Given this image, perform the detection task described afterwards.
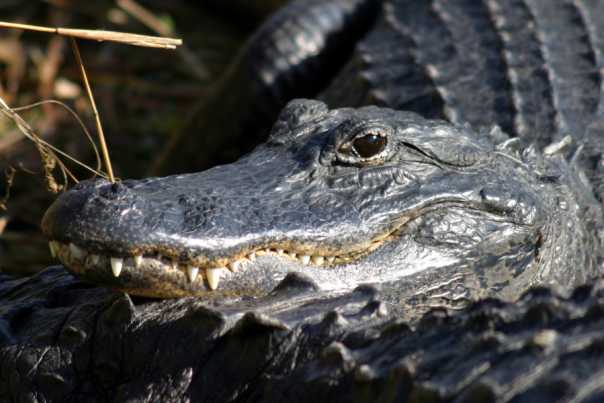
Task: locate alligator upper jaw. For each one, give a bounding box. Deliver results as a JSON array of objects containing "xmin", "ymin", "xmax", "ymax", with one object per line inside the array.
[
  {"xmin": 43, "ymin": 189, "xmax": 525, "ymax": 298},
  {"xmin": 40, "ymin": 159, "xmax": 416, "ymax": 297},
  {"xmin": 41, "ymin": 167, "xmax": 534, "ymax": 297},
  {"xmin": 45, "ymin": 210, "xmax": 407, "ymax": 297}
]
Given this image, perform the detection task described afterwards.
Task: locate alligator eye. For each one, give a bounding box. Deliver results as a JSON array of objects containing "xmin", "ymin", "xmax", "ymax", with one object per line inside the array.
[{"xmin": 352, "ymin": 133, "xmax": 387, "ymax": 158}]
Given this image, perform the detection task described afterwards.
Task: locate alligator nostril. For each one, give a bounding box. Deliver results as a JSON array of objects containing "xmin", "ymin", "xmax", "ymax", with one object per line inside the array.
[{"xmin": 97, "ymin": 182, "xmax": 131, "ymax": 200}]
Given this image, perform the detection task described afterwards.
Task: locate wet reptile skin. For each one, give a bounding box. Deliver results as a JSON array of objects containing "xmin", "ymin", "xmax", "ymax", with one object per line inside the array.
[
  {"xmin": 42, "ymin": 100, "xmax": 603, "ymax": 301},
  {"xmin": 4, "ymin": 0, "xmax": 604, "ymax": 401}
]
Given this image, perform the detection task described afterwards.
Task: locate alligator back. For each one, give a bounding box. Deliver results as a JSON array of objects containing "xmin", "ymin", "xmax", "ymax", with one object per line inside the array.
[{"xmin": 323, "ymin": 0, "xmax": 604, "ymax": 154}]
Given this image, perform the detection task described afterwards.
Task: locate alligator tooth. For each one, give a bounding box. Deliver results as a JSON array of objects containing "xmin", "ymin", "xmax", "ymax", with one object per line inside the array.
[
  {"xmin": 277, "ymin": 249, "xmax": 284, "ymax": 255},
  {"xmin": 69, "ymin": 243, "xmax": 87, "ymax": 260},
  {"xmin": 187, "ymin": 266, "xmax": 199, "ymax": 283},
  {"xmin": 110, "ymin": 258, "xmax": 123, "ymax": 277},
  {"xmin": 327, "ymin": 256, "xmax": 335, "ymax": 264},
  {"xmin": 48, "ymin": 242, "xmax": 57, "ymax": 258},
  {"xmin": 300, "ymin": 255, "xmax": 311, "ymax": 265},
  {"xmin": 133, "ymin": 254, "xmax": 143, "ymax": 268},
  {"xmin": 206, "ymin": 267, "xmax": 226, "ymax": 290},
  {"xmin": 248, "ymin": 252, "xmax": 256, "ymax": 261},
  {"xmin": 289, "ymin": 252, "xmax": 297, "ymax": 259},
  {"xmin": 89, "ymin": 254, "xmax": 100, "ymax": 265},
  {"xmin": 227, "ymin": 261, "xmax": 240, "ymax": 272},
  {"xmin": 170, "ymin": 260, "xmax": 178, "ymax": 270},
  {"xmin": 312, "ymin": 256, "xmax": 324, "ymax": 265}
]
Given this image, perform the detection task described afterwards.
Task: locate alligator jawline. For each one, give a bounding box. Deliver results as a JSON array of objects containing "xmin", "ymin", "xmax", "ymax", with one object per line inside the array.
[
  {"xmin": 48, "ymin": 201, "xmax": 515, "ymax": 295},
  {"xmin": 48, "ymin": 228, "xmax": 401, "ymax": 294}
]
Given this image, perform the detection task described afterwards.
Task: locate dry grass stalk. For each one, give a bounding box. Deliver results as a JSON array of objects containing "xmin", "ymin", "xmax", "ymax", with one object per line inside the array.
[
  {"xmin": 0, "ymin": 95, "xmax": 107, "ymax": 193},
  {"xmin": 0, "ymin": 21, "xmax": 182, "ymax": 49},
  {"xmin": 0, "ymin": 18, "xmax": 181, "ymax": 191},
  {"xmin": 0, "ymin": 95, "xmax": 68, "ymax": 193},
  {"xmin": 69, "ymin": 38, "xmax": 115, "ymax": 183}
]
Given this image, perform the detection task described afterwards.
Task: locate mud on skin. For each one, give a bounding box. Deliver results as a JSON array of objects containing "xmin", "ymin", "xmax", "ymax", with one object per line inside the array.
[{"xmin": 42, "ymin": 99, "xmax": 604, "ymax": 302}]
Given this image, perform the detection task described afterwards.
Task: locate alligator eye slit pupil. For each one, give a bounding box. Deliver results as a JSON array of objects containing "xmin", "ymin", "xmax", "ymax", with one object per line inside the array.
[{"xmin": 353, "ymin": 133, "xmax": 387, "ymax": 158}]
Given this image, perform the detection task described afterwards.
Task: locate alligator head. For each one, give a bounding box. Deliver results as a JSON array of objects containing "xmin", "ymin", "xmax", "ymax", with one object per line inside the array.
[{"xmin": 42, "ymin": 99, "xmax": 603, "ymax": 299}]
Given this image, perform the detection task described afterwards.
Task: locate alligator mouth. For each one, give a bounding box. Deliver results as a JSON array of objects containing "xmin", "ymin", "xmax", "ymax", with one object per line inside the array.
[
  {"xmin": 46, "ymin": 198, "xmax": 518, "ymax": 298},
  {"xmin": 47, "ymin": 226, "xmax": 400, "ymax": 297}
]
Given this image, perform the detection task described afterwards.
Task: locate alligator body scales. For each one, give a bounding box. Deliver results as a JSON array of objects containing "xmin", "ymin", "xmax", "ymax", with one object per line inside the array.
[
  {"xmin": 4, "ymin": 268, "xmax": 604, "ymax": 402},
  {"xmin": 3, "ymin": 0, "xmax": 604, "ymax": 401}
]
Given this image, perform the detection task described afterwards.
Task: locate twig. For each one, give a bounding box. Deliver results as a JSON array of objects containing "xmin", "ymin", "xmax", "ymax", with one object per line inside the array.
[
  {"xmin": 0, "ymin": 21, "xmax": 182, "ymax": 49},
  {"xmin": 0, "ymin": 95, "xmax": 109, "ymax": 191},
  {"xmin": 69, "ymin": 38, "xmax": 114, "ymax": 183},
  {"xmin": 0, "ymin": 96, "xmax": 105, "ymax": 177},
  {"xmin": 12, "ymin": 100, "xmax": 103, "ymax": 173}
]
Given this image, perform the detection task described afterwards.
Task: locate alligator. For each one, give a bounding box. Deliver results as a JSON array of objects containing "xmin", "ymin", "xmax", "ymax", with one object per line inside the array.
[{"xmin": 3, "ymin": 0, "xmax": 604, "ymax": 401}]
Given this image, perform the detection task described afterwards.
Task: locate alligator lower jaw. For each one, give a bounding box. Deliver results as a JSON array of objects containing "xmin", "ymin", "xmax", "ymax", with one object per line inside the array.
[{"xmin": 48, "ymin": 237, "xmax": 389, "ymax": 296}]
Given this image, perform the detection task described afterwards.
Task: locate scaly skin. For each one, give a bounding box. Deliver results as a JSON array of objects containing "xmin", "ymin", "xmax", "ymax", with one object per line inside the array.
[
  {"xmin": 4, "ymin": 0, "xmax": 604, "ymax": 402},
  {"xmin": 42, "ymin": 100, "xmax": 603, "ymax": 300},
  {"xmin": 3, "ymin": 267, "xmax": 604, "ymax": 402}
]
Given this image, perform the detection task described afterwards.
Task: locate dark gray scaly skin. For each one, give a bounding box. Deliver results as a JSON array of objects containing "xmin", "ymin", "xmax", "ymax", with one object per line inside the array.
[
  {"xmin": 42, "ymin": 99, "xmax": 603, "ymax": 302},
  {"xmin": 4, "ymin": 0, "xmax": 604, "ymax": 401},
  {"xmin": 4, "ymin": 267, "xmax": 604, "ymax": 402}
]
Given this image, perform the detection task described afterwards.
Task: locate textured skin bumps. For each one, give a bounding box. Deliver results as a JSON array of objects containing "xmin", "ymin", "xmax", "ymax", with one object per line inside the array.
[
  {"xmin": 4, "ymin": 268, "xmax": 604, "ymax": 402},
  {"xmin": 320, "ymin": 0, "xmax": 604, "ymax": 201},
  {"xmin": 42, "ymin": 101, "xmax": 604, "ymax": 299},
  {"xmin": 4, "ymin": 0, "xmax": 604, "ymax": 402},
  {"xmin": 322, "ymin": 0, "xmax": 604, "ymax": 152}
]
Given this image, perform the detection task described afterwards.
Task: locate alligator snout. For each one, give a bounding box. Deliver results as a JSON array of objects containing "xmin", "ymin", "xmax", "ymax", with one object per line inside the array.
[{"xmin": 42, "ymin": 179, "xmax": 150, "ymax": 253}]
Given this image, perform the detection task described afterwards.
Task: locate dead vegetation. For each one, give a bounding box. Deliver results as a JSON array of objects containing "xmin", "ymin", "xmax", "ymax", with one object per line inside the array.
[
  {"xmin": 1, "ymin": 15, "xmax": 186, "ymax": 187},
  {"xmin": 0, "ymin": 0, "xmax": 247, "ymax": 275}
]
